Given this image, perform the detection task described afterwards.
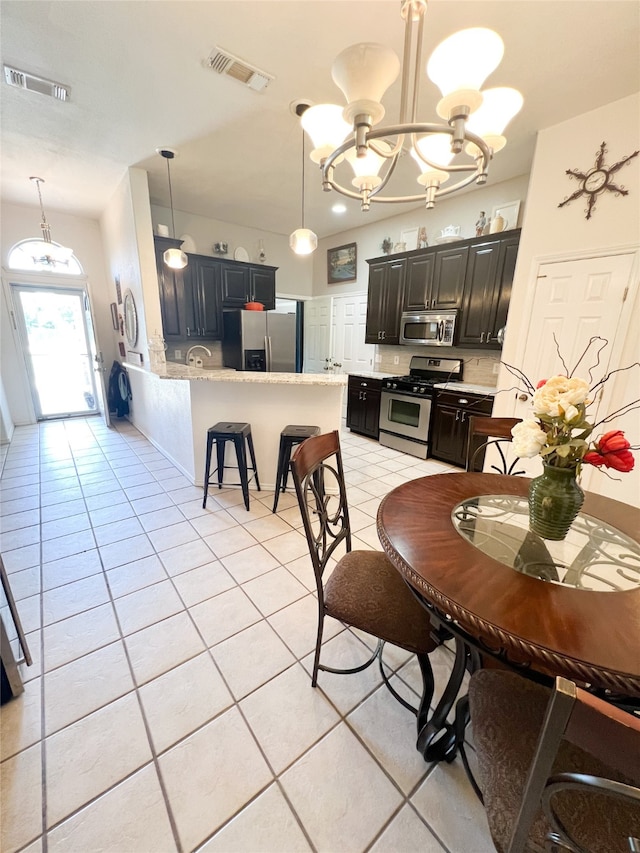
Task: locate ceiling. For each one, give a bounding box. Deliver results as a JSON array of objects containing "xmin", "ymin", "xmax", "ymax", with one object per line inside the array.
[{"xmin": 1, "ymin": 1, "xmax": 639, "ymax": 240}]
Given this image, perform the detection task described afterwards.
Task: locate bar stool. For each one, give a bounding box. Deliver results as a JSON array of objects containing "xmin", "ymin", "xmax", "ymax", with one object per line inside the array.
[
  {"xmin": 272, "ymin": 424, "xmax": 320, "ymax": 513},
  {"xmin": 203, "ymin": 422, "xmax": 260, "ymax": 511}
]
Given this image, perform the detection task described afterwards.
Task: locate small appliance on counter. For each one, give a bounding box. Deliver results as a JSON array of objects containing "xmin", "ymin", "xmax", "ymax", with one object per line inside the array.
[
  {"xmin": 379, "ymin": 356, "xmax": 463, "ymax": 458},
  {"xmin": 222, "ymin": 309, "xmax": 297, "ymax": 372}
]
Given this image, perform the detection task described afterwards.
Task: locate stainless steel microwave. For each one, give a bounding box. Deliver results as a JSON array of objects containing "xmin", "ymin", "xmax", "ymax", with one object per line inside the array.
[{"xmin": 399, "ymin": 311, "xmax": 457, "ymax": 347}]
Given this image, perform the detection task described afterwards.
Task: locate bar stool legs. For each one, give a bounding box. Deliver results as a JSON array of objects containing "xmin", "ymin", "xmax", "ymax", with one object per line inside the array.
[
  {"xmin": 203, "ymin": 422, "xmax": 260, "ymax": 511},
  {"xmin": 272, "ymin": 425, "xmax": 320, "ymax": 513}
]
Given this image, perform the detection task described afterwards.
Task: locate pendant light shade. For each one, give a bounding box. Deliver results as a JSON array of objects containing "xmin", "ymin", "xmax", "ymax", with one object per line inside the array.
[
  {"xmin": 157, "ymin": 148, "xmax": 188, "ymax": 271},
  {"xmin": 289, "ymin": 118, "xmax": 317, "ymax": 256}
]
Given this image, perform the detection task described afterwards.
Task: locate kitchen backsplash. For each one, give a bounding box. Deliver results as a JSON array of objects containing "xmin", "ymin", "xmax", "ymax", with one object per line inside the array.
[{"xmin": 376, "ymin": 345, "xmax": 500, "ymax": 386}]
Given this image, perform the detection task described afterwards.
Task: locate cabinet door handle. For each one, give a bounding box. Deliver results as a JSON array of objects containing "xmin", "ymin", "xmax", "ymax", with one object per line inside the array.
[
  {"xmin": 186, "ymin": 327, "xmax": 191, "ymax": 337},
  {"xmin": 455, "ymin": 410, "xmax": 460, "ymax": 421},
  {"xmin": 486, "ymin": 332, "xmax": 492, "ymax": 343},
  {"xmin": 480, "ymin": 332, "xmax": 485, "ymax": 343},
  {"xmin": 363, "ymin": 392, "xmax": 367, "ymax": 401},
  {"xmin": 381, "ymin": 330, "xmax": 386, "ymax": 340},
  {"xmin": 461, "ymin": 412, "xmax": 466, "ymax": 422}
]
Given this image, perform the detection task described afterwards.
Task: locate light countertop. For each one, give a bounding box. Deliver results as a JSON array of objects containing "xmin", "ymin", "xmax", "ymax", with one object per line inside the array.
[
  {"xmin": 348, "ymin": 371, "xmax": 396, "ymax": 380},
  {"xmin": 433, "ymin": 382, "xmax": 497, "ymax": 396},
  {"xmin": 126, "ymin": 361, "xmax": 347, "ymax": 386}
]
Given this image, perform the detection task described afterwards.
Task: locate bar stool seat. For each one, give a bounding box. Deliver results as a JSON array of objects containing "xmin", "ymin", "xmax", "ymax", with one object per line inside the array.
[
  {"xmin": 203, "ymin": 422, "xmax": 260, "ymax": 511},
  {"xmin": 272, "ymin": 424, "xmax": 320, "ymax": 513}
]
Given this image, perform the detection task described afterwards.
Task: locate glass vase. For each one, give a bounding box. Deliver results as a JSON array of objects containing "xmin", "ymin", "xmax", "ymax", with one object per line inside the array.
[{"xmin": 528, "ymin": 463, "xmax": 584, "ymax": 541}]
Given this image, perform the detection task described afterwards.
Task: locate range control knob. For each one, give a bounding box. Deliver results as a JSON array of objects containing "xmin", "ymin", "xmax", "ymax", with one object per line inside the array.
[
  {"xmin": 420, "ymin": 387, "xmax": 425, "ymax": 394},
  {"xmin": 412, "ymin": 385, "xmax": 419, "ymax": 393},
  {"xmin": 392, "ymin": 382, "xmax": 397, "ymax": 389}
]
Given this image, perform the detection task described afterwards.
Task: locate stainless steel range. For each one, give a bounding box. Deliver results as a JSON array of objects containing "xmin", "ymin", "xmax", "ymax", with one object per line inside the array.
[{"xmin": 379, "ymin": 356, "xmax": 463, "ymax": 459}]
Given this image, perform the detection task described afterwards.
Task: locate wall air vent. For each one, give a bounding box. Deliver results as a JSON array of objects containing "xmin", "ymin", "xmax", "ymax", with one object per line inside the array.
[
  {"xmin": 205, "ymin": 47, "xmax": 274, "ymax": 93},
  {"xmin": 3, "ymin": 65, "xmax": 69, "ymax": 101}
]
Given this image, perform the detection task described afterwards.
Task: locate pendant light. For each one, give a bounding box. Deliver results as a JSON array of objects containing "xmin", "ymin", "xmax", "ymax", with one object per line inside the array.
[
  {"xmin": 29, "ymin": 177, "xmax": 74, "ymax": 266},
  {"xmin": 157, "ymin": 148, "xmax": 188, "ymax": 270},
  {"xmin": 289, "ymin": 106, "xmax": 317, "ymax": 256}
]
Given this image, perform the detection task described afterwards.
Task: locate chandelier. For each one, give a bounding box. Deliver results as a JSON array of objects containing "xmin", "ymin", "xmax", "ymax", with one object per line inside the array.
[
  {"xmin": 29, "ymin": 177, "xmax": 74, "ymax": 266},
  {"xmin": 299, "ymin": 0, "xmax": 523, "ymax": 211}
]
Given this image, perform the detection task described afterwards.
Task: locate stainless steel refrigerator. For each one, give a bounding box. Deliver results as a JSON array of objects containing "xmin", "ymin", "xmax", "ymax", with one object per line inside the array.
[{"xmin": 222, "ymin": 310, "xmax": 298, "ymax": 372}]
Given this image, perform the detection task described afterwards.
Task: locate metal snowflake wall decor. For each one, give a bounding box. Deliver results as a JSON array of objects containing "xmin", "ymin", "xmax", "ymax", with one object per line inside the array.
[{"xmin": 558, "ymin": 141, "xmax": 639, "ymax": 220}]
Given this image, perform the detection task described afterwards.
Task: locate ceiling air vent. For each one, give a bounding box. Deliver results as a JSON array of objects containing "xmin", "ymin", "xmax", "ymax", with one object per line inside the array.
[
  {"xmin": 205, "ymin": 47, "xmax": 274, "ymax": 93},
  {"xmin": 3, "ymin": 65, "xmax": 69, "ymax": 101}
]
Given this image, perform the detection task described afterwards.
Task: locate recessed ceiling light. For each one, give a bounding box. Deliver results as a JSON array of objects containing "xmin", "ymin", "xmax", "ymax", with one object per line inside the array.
[{"xmin": 332, "ymin": 203, "xmax": 347, "ymax": 214}]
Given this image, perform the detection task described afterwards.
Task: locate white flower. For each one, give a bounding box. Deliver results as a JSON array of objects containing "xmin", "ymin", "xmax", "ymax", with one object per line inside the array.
[
  {"xmin": 532, "ymin": 376, "xmax": 590, "ymax": 419},
  {"xmin": 511, "ymin": 419, "xmax": 548, "ymax": 458}
]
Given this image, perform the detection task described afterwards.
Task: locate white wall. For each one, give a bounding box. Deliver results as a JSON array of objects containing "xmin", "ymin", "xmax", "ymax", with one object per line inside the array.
[
  {"xmin": 150, "ymin": 203, "xmax": 314, "ymax": 299},
  {"xmin": 496, "ymin": 92, "xmax": 640, "ymax": 505},
  {"xmin": 0, "ymin": 200, "xmax": 114, "ymax": 424},
  {"xmin": 311, "ymin": 174, "xmax": 530, "ymax": 298}
]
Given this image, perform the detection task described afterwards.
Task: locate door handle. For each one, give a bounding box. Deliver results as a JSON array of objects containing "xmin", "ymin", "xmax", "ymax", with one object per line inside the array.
[{"xmin": 518, "ymin": 393, "xmax": 529, "ymax": 402}]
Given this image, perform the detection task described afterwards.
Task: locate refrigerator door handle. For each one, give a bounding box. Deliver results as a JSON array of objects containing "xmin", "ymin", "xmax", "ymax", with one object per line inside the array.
[{"xmin": 265, "ymin": 335, "xmax": 271, "ymax": 371}]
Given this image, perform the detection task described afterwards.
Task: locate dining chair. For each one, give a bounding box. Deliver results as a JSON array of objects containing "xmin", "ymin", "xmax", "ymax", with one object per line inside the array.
[
  {"xmin": 289, "ymin": 430, "xmax": 438, "ymax": 722},
  {"xmin": 468, "ymin": 669, "xmax": 640, "ymax": 853},
  {"xmin": 466, "ymin": 415, "xmax": 525, "ymax": 474}
]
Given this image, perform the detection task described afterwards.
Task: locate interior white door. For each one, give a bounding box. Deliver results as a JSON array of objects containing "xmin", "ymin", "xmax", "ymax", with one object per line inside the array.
[
  {"xmin": 332, "ymin": 293, "xmax": 376, "ymax": 418},
  {"xmin": 332, "ymin": 293, "xmax": 375, "ymax": 376},
  {"xmin": 508, "ymin": 252, "xmax": 636, "ymax": 486},
  {"xmin": 303, "ymin": 296, "xmax": 333, "ymax": 374}
]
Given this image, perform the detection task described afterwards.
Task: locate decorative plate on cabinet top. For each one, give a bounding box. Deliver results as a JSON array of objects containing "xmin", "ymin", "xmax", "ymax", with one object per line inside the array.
[
  {"xmin": 234, "ymin": 246, "xmax": 250, "ymax": 262},
  {"xmin": 179, "ymin": 234, "xmax": 196, "ymax": 253}
]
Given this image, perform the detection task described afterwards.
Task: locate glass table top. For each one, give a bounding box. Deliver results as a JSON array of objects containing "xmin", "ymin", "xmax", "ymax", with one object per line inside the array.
[{"xmin": 452, "ymin": 494, "xmax": 640, "ymax": 592}]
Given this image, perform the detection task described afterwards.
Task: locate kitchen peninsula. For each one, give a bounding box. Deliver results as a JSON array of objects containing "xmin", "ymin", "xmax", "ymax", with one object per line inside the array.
[{"xmin": 124, "ymin": 363, "xmax": 347, "ymax": 492}]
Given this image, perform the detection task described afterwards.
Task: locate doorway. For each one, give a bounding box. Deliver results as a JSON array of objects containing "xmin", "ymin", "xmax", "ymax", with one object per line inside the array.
[{"xmin": 11, "ymin": 284, "xmax": 102, "ymax": 420}]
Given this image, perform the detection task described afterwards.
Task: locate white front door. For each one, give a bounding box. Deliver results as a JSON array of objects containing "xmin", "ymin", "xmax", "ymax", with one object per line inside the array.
[
  {"xmin": 303, "ymin": 296, "xmax": 333, "ymax": 374},
  {"xmin": 508, "ymin": 251, "xmax": 637, "ymax": 500}
]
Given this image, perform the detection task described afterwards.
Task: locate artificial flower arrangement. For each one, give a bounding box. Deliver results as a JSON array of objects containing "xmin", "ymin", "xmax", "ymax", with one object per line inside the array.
[{"xmin": 505, "ymin": 337, "xmax": 638, "ymax": 476}]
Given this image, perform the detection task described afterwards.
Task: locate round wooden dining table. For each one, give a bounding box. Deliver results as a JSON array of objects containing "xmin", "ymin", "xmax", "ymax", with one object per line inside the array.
[{"xmin": 377, "ymin": 472, "xmax": 640, "ymax": 699}]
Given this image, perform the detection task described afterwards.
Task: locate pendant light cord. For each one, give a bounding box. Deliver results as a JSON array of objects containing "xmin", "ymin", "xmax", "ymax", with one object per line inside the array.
[
  {"xmin": 166, "ymin": 157, "xmax": 177, "ymax": 239},
  {"xmin": 300, "ymin": 129, "xmax": 305, "ymax": 229},
  {"xmin": 33, "ymin": 178, "xmax": 52, "ymax": 242}
]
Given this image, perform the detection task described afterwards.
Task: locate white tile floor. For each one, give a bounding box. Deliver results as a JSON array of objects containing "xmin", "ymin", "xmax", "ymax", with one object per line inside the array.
[{"xmin": 0, "ymin": 417, "xmax": 496, "ymax": 853}]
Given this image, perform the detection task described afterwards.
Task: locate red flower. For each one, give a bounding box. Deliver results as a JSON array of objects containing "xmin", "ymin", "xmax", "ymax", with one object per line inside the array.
[
  {"xmin": 536, "ymin": 379, "xmax": 547, "ymax": 388},
  {"xmin": 584, "ymin": 430, "xmax": 635, "ymax": 472}
]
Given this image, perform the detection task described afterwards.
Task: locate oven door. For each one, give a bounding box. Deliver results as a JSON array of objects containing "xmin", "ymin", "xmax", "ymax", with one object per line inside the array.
[{"xmin": 379, "ymin": 390, "xmax": 432, "ymax": 443}]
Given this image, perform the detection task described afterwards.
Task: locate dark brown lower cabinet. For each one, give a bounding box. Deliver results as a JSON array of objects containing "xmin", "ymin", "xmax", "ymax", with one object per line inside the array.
[
  {"xmin": 430, "ymin": 391, "xmax": 494, "ymax": 468},
  {"xmin": 347, "ymin": 375, "xmax": 382, "ymax": 439}
]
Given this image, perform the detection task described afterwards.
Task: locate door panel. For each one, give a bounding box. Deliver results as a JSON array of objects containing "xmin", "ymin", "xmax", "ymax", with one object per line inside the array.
[
  {"xmin": 511, "ymin": 253, "xmax": 635, "ymax": 487},
  {"xmin": 303, "ymin": 297, "xmax": 333, "ymax": 374}
]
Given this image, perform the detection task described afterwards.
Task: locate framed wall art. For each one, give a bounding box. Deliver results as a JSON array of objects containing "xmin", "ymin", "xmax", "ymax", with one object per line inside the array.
[
  {"xmin": 327, "ymin": 243, "xmax": 357, "ymax": 284},
  {"xmin": 401, "ymin": 227, "xmax": 419, "ymax": 251},
  {"xmin": 491, "ymin": 200, "xmax": 521, "ymax": 231}
]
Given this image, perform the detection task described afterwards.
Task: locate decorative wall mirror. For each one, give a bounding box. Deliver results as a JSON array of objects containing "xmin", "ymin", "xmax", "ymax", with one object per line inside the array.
[{"xmin": 123, "ymin": 290, "xmax": 138, "ymax": 347}]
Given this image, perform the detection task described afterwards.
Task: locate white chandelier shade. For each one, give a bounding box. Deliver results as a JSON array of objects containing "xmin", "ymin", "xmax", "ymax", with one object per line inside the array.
[
  {"xmin": 331, "ymin": 42, "xmax": 400, "ymax": 125},
  {"xmin": 300, "ymin": 1, "xmax": 522, "ymax": 211},
  {"xmin": 465, "ymin": 87, "xmax": 524, "ymax": 154},
  {"xmin": 300, "ymin": 104, "xmax": 351, "ymax": 164},
  {"xmin": 426, "ymin": 27, "xmax": 504, "ymax": 118}
]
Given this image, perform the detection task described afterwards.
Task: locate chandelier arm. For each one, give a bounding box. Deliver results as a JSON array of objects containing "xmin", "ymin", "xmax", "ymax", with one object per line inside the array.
[
  {"xmin": 326, "ymin": 169, "xmax": 483, "ymax": 205},
  {"xmin": 369, "ymin": 152, "xmax": 403, "ymax": 197},
  {"xmin": 369, "ymin": 136, "xmax": 405, "ymax": 158}
]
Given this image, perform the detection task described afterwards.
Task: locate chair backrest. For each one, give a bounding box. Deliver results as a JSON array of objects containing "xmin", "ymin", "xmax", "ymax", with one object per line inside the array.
[
  {"xmin": 510, "ymin": 676, "xmax": 640, "ymax": 853},
  {"xmin": 466, "ymin": 415, "xmax": 525, "ymax": 474},
  {"xmin": 290, "ymin": 431, "xmax": 351, "ymax": 595}
]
